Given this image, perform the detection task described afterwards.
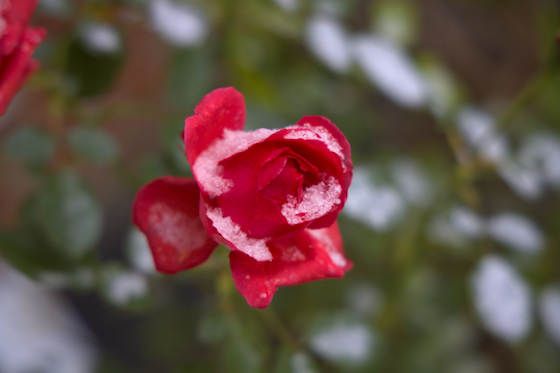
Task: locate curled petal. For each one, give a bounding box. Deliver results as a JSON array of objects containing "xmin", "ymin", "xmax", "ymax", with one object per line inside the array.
[
  {"xmin": 183, "ymin": 87, "xmax": 246, "ymax": 166},
  {"xmin": 133, "ymin": 176, "xmax": 217, "ymax": 274},
  {"xmin": 0, "ymin": 27, "xmax": 45, "ymax": 115},
  {"xmin": 0, "ymin": 0, "xmax": 40, "ymax": 55},
  {"xmin": 230, "ymin": 221, "xmax": 352, "ymax": 308}
]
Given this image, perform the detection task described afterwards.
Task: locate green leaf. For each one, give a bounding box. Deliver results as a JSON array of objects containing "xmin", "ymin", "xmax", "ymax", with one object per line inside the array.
[
  {"xmin": 167, "ymin": 47, "xmax": 213, "ymax": 109},
  {"xmin": 32, "ymin": 170, "xmax": 102, "ymax": 259},
  {"xmin": 65, "ymin": 34, "xmax": 124, "ymax": 97},
  {"xmin": 223, "ymin": 318, "xmax": 264, "ymax": 373},
  {"xmin": 67, "ymin": 127, "xmax": 119, "ymax": 163},
  {"xmin": 3, "ymin": 126, "xmax": 55, "ymax": 167},
  {"xmin": 0, "ymin": 227, "xmax": 69, "ymax": 276}
]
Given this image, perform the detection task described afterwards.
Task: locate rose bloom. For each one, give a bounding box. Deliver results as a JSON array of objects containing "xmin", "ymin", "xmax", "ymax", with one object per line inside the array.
[
  {"xmin": 0, "ymin": 0, "xmax": 45, "ymax": 115},
  {"xmin": 133, "ymin": 87, "xmax": 353, "ymax": 308}
]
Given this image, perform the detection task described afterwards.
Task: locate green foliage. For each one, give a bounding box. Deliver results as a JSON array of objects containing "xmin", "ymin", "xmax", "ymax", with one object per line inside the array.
[
  {"xmin": 3, "ymin": 126, "xmax": 55, "ymax": 168},
  {"xmin": 67, "ymin": 127, "xmax": 119, "ymax": 164},
  {"xmin": 31, "ymin": 170, "xmax": 102, "ymax": 259}
]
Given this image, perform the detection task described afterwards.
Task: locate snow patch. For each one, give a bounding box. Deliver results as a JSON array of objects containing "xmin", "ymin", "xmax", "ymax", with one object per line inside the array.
[
  {"xmin": 149, "ymin": 0, "xmax": 208, "ymax": 47},
  {"xmin": 281, "ymin": 175, "xmax": 342, "ymax": 225},
  {"xmin": 471, "ymin": 255, "xmax": 532, "ymax": 343},
  {"xmin": 193, "ymin": 128, "xmax": 277, "ymax": 198},
  {"xmin": 149, "ymin": 202, "xmax": 207, "ymax": 250},
  {"xmin": 206, "ymin": 207, "xmax": 272, "ymax": 261},
  {"xmin": 305, "ymin": 14, "xmax": 351, "ymax": 73}
]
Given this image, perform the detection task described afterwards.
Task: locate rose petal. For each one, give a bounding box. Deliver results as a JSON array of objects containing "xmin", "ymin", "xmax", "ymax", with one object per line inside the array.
[
  {"xmin": 0, "ymin": 0, "xmax": 40, "ymax": 56},
  {"xmin": 183, "ymin": 87, "xmax": 246, "ymax": 167},
  {"xmin": 230, "ymin": 221, "xmax": 352, "ymax": 308},
  {"xmin": 0, "ymin": 27, "xmax": 45, "ymax": 115},
  {"xmin": 133, "ymin": 176, "xmax": 217, "ymax": 274}
]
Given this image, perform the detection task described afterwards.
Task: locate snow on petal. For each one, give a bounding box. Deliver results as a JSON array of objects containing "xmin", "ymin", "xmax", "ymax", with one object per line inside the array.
[
  {"xmin": 305, "ymin": 14, "xmax": 351, "ymax": 73},
  {"xmin": 351, "ymin": 34, "xmax": 428, "ymax": 108},
  {"xmin": 193, "ymin": 128, "xmax": 277, "ymax": 198},
  {"xmin": 470, "ymin": 255, "xmax": 532, "ymax": 343},
  {"xmin": 149, "ymin": 0, "xmax": 207, "ymax": 47},
  {"xmin": 281, "ymin": 175, "xmax": 342, "ymax": 225},
  {"xmin": 206, "ymin": 206, "xmax": 272, "ymax": 261},
  {"xmin": 487, "ymin": 213, "xmax": 544, "ymax": 254}
]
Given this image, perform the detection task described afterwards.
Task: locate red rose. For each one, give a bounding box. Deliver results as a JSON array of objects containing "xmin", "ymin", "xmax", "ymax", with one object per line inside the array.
[
  {"xmin": 0, "ymin": 0, "xmax": 45, "ymax": 115},
  {"xmin": 133, "ymin": 87, "xmax": 353, "ymax": 308}
]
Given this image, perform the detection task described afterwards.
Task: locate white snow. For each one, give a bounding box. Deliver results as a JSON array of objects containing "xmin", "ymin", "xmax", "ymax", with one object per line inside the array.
[
  {"xmin": 192, "ymin": 128, "xmax": 276, "ymax": 198},
  {"xmin": 310, "ymin": 320, "xmax": 374, "ymax": 363},
  {"xmin": 305, "ymin": 14, "xmax": 351, "ymax": 73},
  {"xmin": 149, "ymin": 0, "xmax": 208, "ymax": 47},
  {"xmin": 351, "ymin": 35, "xmax": 428, "ymax": 108},
  {"xmin": 344, "ymin": 167, "xmax": 404, "ymax": 231},
  {"xmin": 539, "ymin": 286, "xmax": 560, "ymax": 347},
  {"xmin": 0, "ymin": 263, "xmax": 96, "ymax": 373},
  {"xmin": 281, "ymin": 175, "xmax": 342, "ymax": 225},
  {"xmin": 206, "ymin": 207, "xmax": 272, "ymax": 261},
  {"xmin": 470, "ymin": 255, "xmax": 532, "ymax": 343},
  {"xmin": 148, "ymin": 202, "xmax": 208, "ymax": 250},
  {"xmin": 487, "ymin": 213, "xmax": 544, "ymax": 254},
  {"xmin": 79, "ymin": 22, "xmax": 121, "ymax": 54}
]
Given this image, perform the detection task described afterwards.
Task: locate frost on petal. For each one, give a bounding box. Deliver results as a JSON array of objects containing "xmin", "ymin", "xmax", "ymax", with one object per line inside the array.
[
  {"xmin": 281, "ymin": 175, "xmax": 342, "ymax": 225},
  {"xmin": 305, "ymin": 14, "xmax": 351, "ymax": 73},
  {"xmin": 205, "ymin": 206, "xmax": 272, "ymax": 262},
  {"xmin": 539, "ymin": 286, "xmax": 560, "ymax": 347},
  {"xmin": 192, "ymin": 128, "xmax": 277, "ymax": 198},
  {"xmin": 184, "ymin": 87, "xmax": 247, "ymax": 166},
  {"xmin": 133, "ymin": 176, "xmax": 218, "ymax": 274},
  {"xmin": 487, "ymin": 213, "xmax": 544, "ymax": 254},
  {"xmin": 149, "ymin": 0, "xmax": 207, "ymax": 47},
  {"xmin": 343, "ymin": 167, "xmax": 404, "ymax": 231},
  {"xmin": 470, "ymin": 255, "xmax": 532, "ymax": 343},
  {"xmin": 351, "ymin": 35, "xmax": 427, "ymax": 108},
  {"xmin": 229, "ymin": 222, "xmax": 352, "ymax": 308}
]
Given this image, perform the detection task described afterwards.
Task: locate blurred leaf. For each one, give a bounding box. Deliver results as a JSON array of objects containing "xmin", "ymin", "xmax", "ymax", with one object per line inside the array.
[
  {"xmin": 0, "ymin": 227, "xmax": 69, "ymax": 276},
  {"xmin": 198, "ymin": 312, "xmax": 229, "ymax": 344},
  {"xmin": 223, "ymin": 318, "xmax": 264, "ymax": 373},
  {"xmin": 65, "ymin": 35, "xmax": 124, "ymax": 97},
  {"xmin": 274, "ymin": 348, "xmax": 319, "ymax": 373},
  {"xmin": 31, "ymin": 170, "xmax": 102, "ymax": 259},
  {"xmin": 167, "ymin": 47, "xmax": 213, "ymax": 109},
  {"xmin": 68, "ymin": 126, "xmax": 119, "ymax": 163},
  {"xmin": 3, "ymin": 126, "xmax": 55, "ymax": 167}
]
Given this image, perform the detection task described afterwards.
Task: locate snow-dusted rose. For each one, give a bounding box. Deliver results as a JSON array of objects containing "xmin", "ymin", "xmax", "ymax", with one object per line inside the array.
[
  {"xmin": 133, "ymin": 87, "xmax": 353, "ymax": 308},
  {"xmin": 0, "ymin": 0, "xmax": 45, "ymax": 115}
]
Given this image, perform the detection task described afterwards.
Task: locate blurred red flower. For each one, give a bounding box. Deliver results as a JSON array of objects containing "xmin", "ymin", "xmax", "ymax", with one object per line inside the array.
[
  {"xmin": 0, "ymin": 0, "xmax": 45, "ymax": 115},
  {"xmin": 133, "ymin": 87, "xmax": 353, "ymax": 308}
]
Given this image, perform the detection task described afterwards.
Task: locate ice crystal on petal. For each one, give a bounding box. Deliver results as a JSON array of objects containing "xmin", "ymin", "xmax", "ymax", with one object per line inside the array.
[
  {"xmin": 193, "ymin": 128, "xmax": 277, "ymax": 198},
  {"xmin": 148, "ymin": 203, "xmax": 207, "ymax": 250},
  {"xmin": 206, "ymin": 207, "xmax": 272, "ymax": 261},
  {"xmin": 285, "ymin": 123, "xmax": 345, "ymax": 165},
  {"xmin": 281, "ymin": 176, "xmax": 342, "ymax": 225}
]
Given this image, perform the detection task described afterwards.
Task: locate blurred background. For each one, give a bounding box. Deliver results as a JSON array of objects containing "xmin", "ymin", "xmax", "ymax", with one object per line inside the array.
[{"xmin": 1, "ymin": 0, "xmax": 560, "ymax": 372}]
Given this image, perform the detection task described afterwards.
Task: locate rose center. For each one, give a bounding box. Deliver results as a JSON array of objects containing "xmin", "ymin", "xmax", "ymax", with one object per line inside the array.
[{"xmin": 258, "ymin": 156, "xmax": 319, "ymax": 206}]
